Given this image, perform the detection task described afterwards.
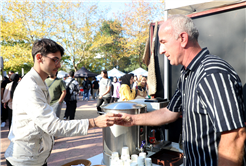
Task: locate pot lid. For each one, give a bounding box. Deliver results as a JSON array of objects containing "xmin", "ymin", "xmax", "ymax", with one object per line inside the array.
[{"xmin": 101, "ymin": 101, "xmax": 146, "ymax": 110}]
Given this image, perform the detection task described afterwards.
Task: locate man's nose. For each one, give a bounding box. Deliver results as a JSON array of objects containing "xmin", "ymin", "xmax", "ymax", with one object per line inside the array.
[{"xmin": 159, "ymin": 44, "xmax": 165, "ymax": 54}]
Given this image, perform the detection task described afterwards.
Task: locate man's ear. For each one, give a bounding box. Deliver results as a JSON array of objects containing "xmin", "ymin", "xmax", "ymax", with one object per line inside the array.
[
  {"xmin": 35, "ymin": 53, "xmax": 42, "ymax": 63},
  {"xmin": 179, "ymin": 32, "xmax": 188, "ymax": 48}
]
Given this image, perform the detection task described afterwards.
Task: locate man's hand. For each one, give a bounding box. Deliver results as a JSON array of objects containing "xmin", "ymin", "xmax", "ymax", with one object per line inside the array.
[
  {"xmin": 114, "ymin": 113, "xmax": 134, "ymax": 127},
  {"xmin": 89, "ymin": 113, "xmax": 122, "ymax": 129}
]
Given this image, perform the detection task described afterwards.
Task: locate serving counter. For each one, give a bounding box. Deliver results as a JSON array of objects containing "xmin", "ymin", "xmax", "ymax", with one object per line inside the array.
[{"xmin": 87, "ymin": 142, "xmax": 183, "ymax": 166}]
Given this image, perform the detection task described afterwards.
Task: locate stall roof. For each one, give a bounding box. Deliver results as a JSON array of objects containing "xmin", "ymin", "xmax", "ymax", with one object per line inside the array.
[{"xmin": 165, "ymin": 0, "xmax": 245, "ymax": 15}]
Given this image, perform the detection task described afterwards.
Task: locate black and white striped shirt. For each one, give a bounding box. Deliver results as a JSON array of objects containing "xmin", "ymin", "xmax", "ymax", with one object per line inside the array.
[{"xmin": 167, "ymin": 48, "xmax": 245, "ymax": 166}]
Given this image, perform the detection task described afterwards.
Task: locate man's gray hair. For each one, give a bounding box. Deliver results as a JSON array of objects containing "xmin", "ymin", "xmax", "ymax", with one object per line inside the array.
[{"xmin": 168, "ymin": 14, "xmax": 199, "ymax": 41}]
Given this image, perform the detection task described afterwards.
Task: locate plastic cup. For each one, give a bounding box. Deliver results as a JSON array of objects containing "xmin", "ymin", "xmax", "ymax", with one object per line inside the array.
[
  {"xmin": 121, "ymin": 147, "xmax": 130, "ymax": 156},
  {"xmin": 139, "ymin": 152, "xmax": 146, "ymax": 159},
  {"xmin": 117, "ymin": 159, "xmax": 124, "ymax": 166},
  {"xmin": 110, "ymin": 159, "xmax": 118, "ymax": 166},
  {"xmin": 145, "ymin": 157, "xmax": 152, "ymax": 166},
  {"xmin": 130, "ymin": 162, "xmax": 138, "ymax": 166},
  {"xmin": 131, "ymin": 154, "xmax": 138, "ymax": 162},
  {"xmin": 137, "ymin": 156, "xmax": 145, "ymax": 166},
  {"xmin": 121, "ymin": 154, "xmax": 130, "ymax": 161},
  {"xmin": 111, "ymin": 152, "xmax": 119, "ymax": 160},
  {"xmin": 124, "ymin": 159, "xmax": 132, "ymax": 166}
]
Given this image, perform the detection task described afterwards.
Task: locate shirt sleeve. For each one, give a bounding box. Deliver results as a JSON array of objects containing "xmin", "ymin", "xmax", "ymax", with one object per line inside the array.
[
  {"xmin": 198, "ymin": 72, "xmax": 245, "ymax": 132},
  {"xmin": 60, "ymin": 80, "xmax": 66, "ymax": 91},
  {"xmin": 107, "ymin": 79, "xmax": 111, "ymax": 87},
  {"xmin": 167, "ymin": 88, "xmax": 182, "ymax": 112},
  {"xmin": 2, "ymin": 83, "xmax": 11, "ymax": 103},
  {"xmin": 25, "ymin": 83, "xmax": 89, "ymax": 136}
]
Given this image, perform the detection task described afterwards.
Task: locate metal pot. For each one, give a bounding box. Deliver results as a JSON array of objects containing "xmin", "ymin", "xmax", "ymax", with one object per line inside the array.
[{"xmin": 101, "ymin": 101, "xmax": 147, "ymax": 166}]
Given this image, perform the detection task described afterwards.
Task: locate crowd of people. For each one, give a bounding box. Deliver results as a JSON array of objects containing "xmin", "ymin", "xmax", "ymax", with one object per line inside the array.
[{"xmin": 74, "ymin": 70, "xmax": 149, "ymax": 114}]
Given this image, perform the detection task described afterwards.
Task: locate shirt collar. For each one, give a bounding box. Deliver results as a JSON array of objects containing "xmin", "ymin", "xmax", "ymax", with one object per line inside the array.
[
  {"xmin": 181, "ymin": 48, "xmax": 210, "ymax": 74},
  {"xmin": 30, "ymin": 68, "xmax": 49, "ymax": 91}
]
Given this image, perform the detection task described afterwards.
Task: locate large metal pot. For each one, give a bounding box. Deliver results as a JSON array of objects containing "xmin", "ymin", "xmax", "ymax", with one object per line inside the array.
[{"xmin": 101, "ymin": 101, "xmax": 147, "ymax": 166}]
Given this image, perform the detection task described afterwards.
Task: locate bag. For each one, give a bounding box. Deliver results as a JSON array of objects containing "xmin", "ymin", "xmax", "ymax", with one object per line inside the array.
[
  {"xmin": 64, "ymin": 79, "xmax": 74, "ymax": 101},
  {"xmin": 87, "ymin": 83, "xmax": 91, "ymax": 90},
  {"xmin": 93, "ymin": 81, "xmax": 99, "ymax": 89},
  {"xmin": 83, "ymin": 80, "xmax": 88, "ymax": 90}
]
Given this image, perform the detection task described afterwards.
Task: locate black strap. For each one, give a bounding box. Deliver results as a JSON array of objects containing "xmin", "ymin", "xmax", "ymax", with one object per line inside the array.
[
  {"xmin": 67, "ymin": 79, "xmax": 74, "ymax": 87},
  {"xmin": 48, "ymin": 79, "xmax": 56, "ymax": 88}
]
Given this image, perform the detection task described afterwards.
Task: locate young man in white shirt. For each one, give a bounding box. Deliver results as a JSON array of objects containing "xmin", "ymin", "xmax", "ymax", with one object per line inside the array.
[{"xmin": 5, "ymin": 38, "xmax": 120, "ymax": 166}]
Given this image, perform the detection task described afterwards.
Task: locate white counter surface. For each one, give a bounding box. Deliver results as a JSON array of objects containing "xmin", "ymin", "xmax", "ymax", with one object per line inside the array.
[{"xmin": 87, "ymin": 142, "xmax": 183, "ymax": 166}]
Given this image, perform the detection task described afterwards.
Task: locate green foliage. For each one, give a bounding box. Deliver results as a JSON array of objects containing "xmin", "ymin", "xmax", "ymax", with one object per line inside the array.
[{"xmin": 1, "ymin": 0, "xmax": 164, "ymax": 74}]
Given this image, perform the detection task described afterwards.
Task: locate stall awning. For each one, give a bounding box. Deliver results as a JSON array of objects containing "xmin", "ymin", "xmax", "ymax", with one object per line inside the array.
[{"xmin": 165, "ymin": 0, "xmax": 244, "ymax": 15}]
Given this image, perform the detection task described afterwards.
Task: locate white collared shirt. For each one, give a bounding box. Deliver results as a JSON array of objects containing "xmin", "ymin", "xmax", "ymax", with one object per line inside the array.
[{"xmin": 5, "ymin": 68, "xmax": 89, "ymax": 166}]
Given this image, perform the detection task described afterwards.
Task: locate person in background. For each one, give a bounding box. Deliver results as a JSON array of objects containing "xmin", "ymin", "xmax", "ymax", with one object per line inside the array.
[
  {"xmin": 118, "ymin": 77, "xmax": 122, "ymax": 85},
  {"xmin": 63, "ymin": 71, "xmax": 79, "ymax": 120},
  {"xmin": 5, "ymin": 38, "xmax": 120, "ymax": 166},
  {"xmin": 138, "ymin": 75, "xmax": 143, "ymax": 84},
  {"xmin": 63, "ymin": 74, "xmax": 68, "ymax": 82},
  {"xmin": 116, "ymin": 14, "xmax": 246, "ymax": 166},
  {"xmin": 118, "ymin": 74, "xmax": 137, "ymax": 101},
  {"xmin": 82, "ymin": 77, "xmax": 90, "ymax": 101},
  {"xmin": 136, "ymin": 77, "xmax": 147, "ymax": 99},
  {"xmin": 111, "ymin": 77, "xmax": 121, "ymax": 102},
  {"xmin": 96, "ymin": 70, "xmax": 111, "ymax": 115},
  {"xmin": 1, "ymin": 71, "xmax": 15, "ymax": 128},
  {"xmin": 45, "ymin": 71, "xmax": 66, "ymax": 119},
  {"xmin": 2, "ymin": 74, "xmax": 20, "ymax": 130},
  {"xmin": 132, "ymin": 75, "xmax": 138, "ymax": 89},
  {"xmin": 92, "ymin": 77, "xmax": 99, "ymax": 100}
]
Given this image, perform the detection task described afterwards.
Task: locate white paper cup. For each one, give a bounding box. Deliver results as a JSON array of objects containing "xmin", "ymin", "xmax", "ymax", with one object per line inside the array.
[
  {"xmin": 121, "ymin": 154, "xmax": 130, "ymax": 161},
  {"xmin": 124, "ymin": 159, "xmax": 132, "ymax": 166},
  {"xmin": 130, "ymin": 162, "xmax": 138, "ymax": 166},
  {"xmin": 121, "ymin": 146, "xmax": 130, "ymax": 156},
  {"xmin": 145, "ymin": 157, "xmax": 152, "ymax": 166},
  {"xmin": 110, "ymin": 158, "xmax": 119, "ymax": 166},
  {"xmin": 111, "ymin": 152, "xmax": 119, "ymax": 160},
  {"xmin": 131, "ymin": 154, "xmax": 138, "ymax": 162},
  {"xmin": 137, "ymin": 156, "xmax": 145, "ymax": 166},
  {"xmin": 139, "ymin": 152, "xmax": 146, "ymax": 159},
  {"xmin": 117, "ymin": 159, "xmax": 124, "ymax": 166}
]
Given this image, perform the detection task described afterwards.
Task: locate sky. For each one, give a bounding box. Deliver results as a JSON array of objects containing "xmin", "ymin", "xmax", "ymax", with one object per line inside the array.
[
  {"xmin": 96, "ymin": 0, "xmax": 162, "ymax": 20},
  {"xmin": 99, "ymin": 1, "xmax": 130, "ymax": 18}
]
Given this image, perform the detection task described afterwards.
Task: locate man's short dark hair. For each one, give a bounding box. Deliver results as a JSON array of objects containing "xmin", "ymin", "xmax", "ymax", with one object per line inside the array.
[
  {"xmin": 9, "ymin": 71, "xmax": 15, "ymax": 74},
  {"xmin": 32, "ymin": 38, "xmax": 64, "ymax": 61},
  {"xmin": 102, "ymin": 70, "xmax": 107, "ymax": 74},
  {"xmin": 69, "ymin": 71, "xmax": 74, "ymax": 77}
]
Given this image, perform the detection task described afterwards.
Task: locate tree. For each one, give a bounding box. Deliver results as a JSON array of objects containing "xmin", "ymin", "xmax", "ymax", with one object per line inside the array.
[
  {"xmin": 1, "ymin": 1, "xmax": 113, "ymax": 74},
  {"xmin": 95, "ymin": 20, "xmax": 126, "ymax": 71},
  {"xmin": 115, "ymin": 0, "xmax": 164, "ymax": 72},
  {"xmin": 50, "ymin": 1, "xmax": 113, "ymax": 72},
  {"xmin": 1, "ymin": 1, "xmax": 56, "ymax": 73}
]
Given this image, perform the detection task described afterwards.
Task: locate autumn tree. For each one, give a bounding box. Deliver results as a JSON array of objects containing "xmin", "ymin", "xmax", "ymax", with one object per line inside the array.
[
  {"xmin": 115, "ymin": 0, "xmax": 164, "ymax": 72},
  {"xmin": 0, "ymin": 1, "xmax": 57, "ymax": 74},
  {"xmin": 94, "ymin": 19, "xmax": 127, "ymax": 71},
  {"xmin": 1, "ymin": 1, "xmax": 113, "ymax": 74},
  {"xmin": 50, "ymin": 1, "xmax": 114, "ymax": 72}
]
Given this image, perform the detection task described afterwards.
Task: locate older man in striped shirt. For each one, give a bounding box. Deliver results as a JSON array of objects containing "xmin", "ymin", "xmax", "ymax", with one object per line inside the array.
[{"xmin": 116, "ymin": 14, "xmax": 246, "ymax": 166}]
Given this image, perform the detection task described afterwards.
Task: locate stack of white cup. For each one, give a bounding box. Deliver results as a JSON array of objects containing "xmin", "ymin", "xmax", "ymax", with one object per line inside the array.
[
  {"xmin": 121, "ymin": 147, "xmax": 130, "ymax": 165},
  {"xmin": 110, "ymin": 152, "xmax": 119, "ymax": 165},
  {"xmin": 110, "ymin": 147, "xmax": 153, "ymax": 166},
  {"xmin": 145, "ymin": 158, "xmax": 152, "ymax": 166}
]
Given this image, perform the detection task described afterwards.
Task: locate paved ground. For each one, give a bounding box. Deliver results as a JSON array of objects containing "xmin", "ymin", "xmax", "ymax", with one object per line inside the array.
[{"xmin": 0, "ymin": 97, "xmax": 103, "ymax": 166}]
